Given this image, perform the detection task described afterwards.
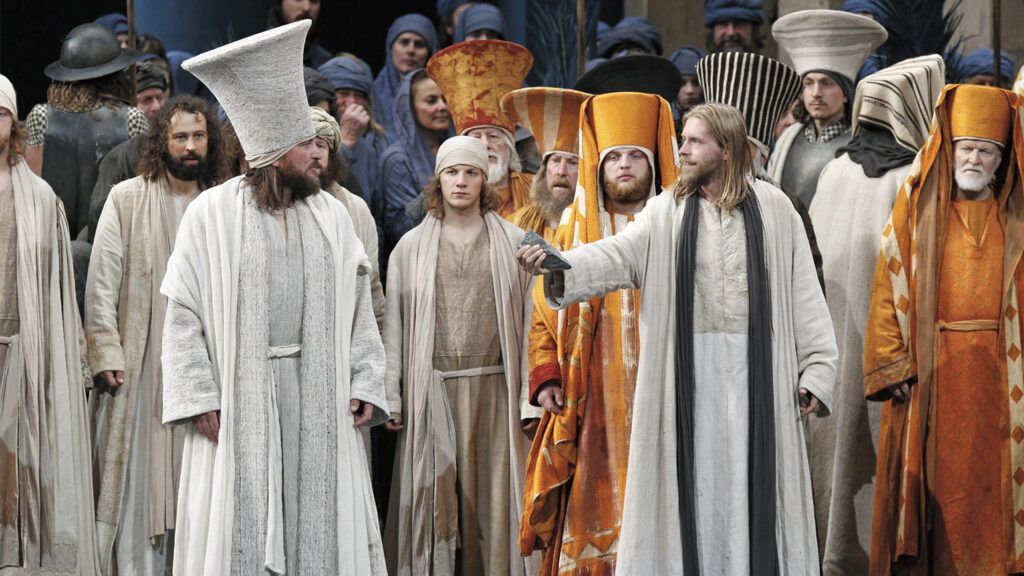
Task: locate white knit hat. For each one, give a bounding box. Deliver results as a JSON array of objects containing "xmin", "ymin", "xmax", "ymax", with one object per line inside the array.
[
  {"xmin": 0, "ymin": 74, "xmax": 16, "ymax": 117},
  {"xmin": 182, "ymin": 21, "xmax": 315, "ymax": 168},
  {"xmin": 772, "ymin": 10, "xmax": 887, "ymax": 82}
]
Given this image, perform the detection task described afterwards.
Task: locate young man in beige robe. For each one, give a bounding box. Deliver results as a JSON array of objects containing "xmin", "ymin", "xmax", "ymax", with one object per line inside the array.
[
  {"xmin": 0, "ymin": 74, "xmax": 100, "ymax": 575},
  {"xmin": 383, "ymin": 135, "xmax": 539, "ymax": 576},
  {"xmin": 85, "ymin": 95, "xmax": 228, "ymax": 575}
]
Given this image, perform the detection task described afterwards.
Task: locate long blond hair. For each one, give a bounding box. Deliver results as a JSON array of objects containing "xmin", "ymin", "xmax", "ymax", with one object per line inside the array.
[{"xmin": 674, "ymin": 103, "xmax": 753, "ymax": 210}]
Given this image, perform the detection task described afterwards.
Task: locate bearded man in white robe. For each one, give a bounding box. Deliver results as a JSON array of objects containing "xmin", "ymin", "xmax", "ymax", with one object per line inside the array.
[
  {"xmin": 0, "ymin": 73, "xmax": 100, "ymax": 575},
  {"xmin": 86, "ymin": 95, "xmax": 230, "ymax": 575},
  {"xmin": 518, "ymin": 102, "xmax": 837, "ymax": 575},
  {"xmin": 159, "ymin": 22, "xmax": 388, "ymax": 576}
]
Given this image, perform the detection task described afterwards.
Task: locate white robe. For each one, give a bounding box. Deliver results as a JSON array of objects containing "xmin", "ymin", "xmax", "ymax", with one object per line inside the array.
[
  {"xmin": 806, "ymin": 153, "xmax": 911, "ymax": 574},
  {"xmin": 159, "ymin": 177, "xmax": 387, "ymax": 575},
  {"xmin": 543, "ymin": 180, "xmax": 837, "ymax": 575}
]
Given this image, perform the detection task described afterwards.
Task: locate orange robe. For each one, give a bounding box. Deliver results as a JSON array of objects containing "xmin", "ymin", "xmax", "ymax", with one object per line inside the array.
[
  {"xmin": 497, "ymin": 171, "xmax": 534, "ymax": 219},
  {"xmin": 865, "ymin": 176, "xmax": 1024, "ymax": 574},
  {"xmin": 520, "ymin": 209, "xmax": 640, "ymax": 576}
]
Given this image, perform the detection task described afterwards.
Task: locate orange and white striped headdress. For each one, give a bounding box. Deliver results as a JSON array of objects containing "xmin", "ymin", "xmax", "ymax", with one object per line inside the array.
[{"xmin": 500, "ymin": 87, "xmax": 590, "ymax": 159}]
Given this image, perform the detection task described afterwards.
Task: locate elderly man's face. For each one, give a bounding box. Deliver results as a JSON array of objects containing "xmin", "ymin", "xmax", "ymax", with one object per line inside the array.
[
  {"xmin": 137, "ymin": 87, "xmax": 166, "ymax": 121},
  {"xmin": 466, "ymin": 127, "xmax": 510, "ymax": 167},
  {"xmin": 712, "ymin": 19, "xmax": 755, "ymax": 52},
  {"xmin": 954, "ymin": 138, "xmax": 1002, "ymax": 194},
  {"xmin": 281, "ymin": 0, "xmax": 321, "ymax": 24},
  {"xmin": 335, "ymin": 89, "xmax": 368, "ymax": 115},
  {"xmin": 545, "ymin": 152, "xmax": 579, "ymax": 202}
]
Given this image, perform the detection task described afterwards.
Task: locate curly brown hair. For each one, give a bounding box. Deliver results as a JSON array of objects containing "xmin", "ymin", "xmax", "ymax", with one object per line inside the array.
[
  {"xmin": 137, "ymin": 95, "xmax": 229, "ymax": 187},
  {"xmin": 47, "ymin": 70, "xmax": 133, "ymax": 113},
  {"xmin": 422, "ymin": 172, "xmax": 501, "ymax": 218},
  {"xmin": 5, "ymin": 115, "xmax": 27, "ymax": 167}
]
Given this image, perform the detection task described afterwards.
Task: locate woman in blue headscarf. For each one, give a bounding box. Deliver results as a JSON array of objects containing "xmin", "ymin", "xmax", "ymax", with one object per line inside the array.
[
  {"xmin": 374, "ymin": 14, "xmax": 438, "ymax": 139},
  {"xmin": 379, "ymin": 68, "xmax": 452, "ymax": 259},
  {"xmin": 453, "ymin": 3, "xmax": 506, "ymax": 42}
]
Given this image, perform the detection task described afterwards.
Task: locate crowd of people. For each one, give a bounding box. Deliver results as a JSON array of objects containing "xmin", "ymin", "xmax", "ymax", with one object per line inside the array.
[{"xmin": 1, "ymin": 0, "xmax": 1024, "ymax": 574}]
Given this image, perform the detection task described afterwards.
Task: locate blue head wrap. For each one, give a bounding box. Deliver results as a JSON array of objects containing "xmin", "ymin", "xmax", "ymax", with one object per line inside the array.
[
  {"xmin": 598, "ymin": 17, "xmax": 663, "ymax": 57},
  {"xmin": 437, "ymin": 0, "xmax": 473, "ymax": 20},
  {"xmin": 95, "ymin": 13, "xmax": 129, "ymax": 36},
  {"xmin": 585, "ymin": 58, "xmax": 608, "ymax": 73},
  {"xmin": 959, "ymin": 48, "xmax": 1017, "ymax": 85},
  {"xmin": 670, "ymin": 46, "xmax": 705, "ymax": 76},
  {"xmin": 376, "ymin": 14, "xmax": 438, "ymax": 138},
  {"xmin": 167, "ymin": 51, "xmax": 199, "ymax": 96},
  {"xmin": 319, "ymin": 56, "xmax": 374, "ymax": 96},
  {"xmin": 454, "ymin": 4, "xmax": 505, "ymax": 42},
  {"xmin": 597, "ymin": 21, "xmax": 611, "ymax": 42},
  {"xmin": 841, "ymin": 0, "xmax": 880, "ymax": 16},
  {"xmin": 703, "ymin": 0, "xmax": 764, "ymax": 27}
]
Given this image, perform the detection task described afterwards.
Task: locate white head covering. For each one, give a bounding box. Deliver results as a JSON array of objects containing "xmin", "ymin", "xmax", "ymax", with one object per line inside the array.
[
  {"xmin": 852, "ymin": 54, "xmax": 945, "ymax": 152},
  {"xmin": 0, "ymin": 74, "xmax": 16, "ymax": 117},
  {"xmin": 182, "ymin": 21, "xmax": 314, "ymax": 169},
  {"xmin": 772, "ymin": 10, "xmax": 887, "ymax": 82},
  {"xmin": 434, "ymin": 135, "xmax": 489, "ymax": 175}
]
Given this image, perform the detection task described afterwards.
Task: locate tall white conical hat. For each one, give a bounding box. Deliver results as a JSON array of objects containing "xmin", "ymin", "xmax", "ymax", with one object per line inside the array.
[
  {"xmin": 772, "ymin": 10, "xmax": 887, "ymax": 82},
  {"xmin": 183, "ymin": 21, "xmax": 314, "ymax": 168}
]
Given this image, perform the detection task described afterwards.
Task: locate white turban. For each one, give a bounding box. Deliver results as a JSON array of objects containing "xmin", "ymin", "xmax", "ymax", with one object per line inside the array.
[
  {"xmin": 434, "ymin": 135, "xmax": 489, "ymax": 175},
  {"xmin": 0, "ymin": 74, "xmax": 16, "ymax": 117}
]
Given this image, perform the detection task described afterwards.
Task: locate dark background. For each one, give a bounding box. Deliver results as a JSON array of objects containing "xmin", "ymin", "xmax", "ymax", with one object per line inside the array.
[{"xmin": 0, "ymin": 0, "xmax": 623, "ymax": 118}]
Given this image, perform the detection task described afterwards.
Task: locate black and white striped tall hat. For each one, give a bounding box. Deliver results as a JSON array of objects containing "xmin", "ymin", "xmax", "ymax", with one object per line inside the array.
[{"xmin": 696, "ymin": 52, "xmax": 801, "ymax": 148}]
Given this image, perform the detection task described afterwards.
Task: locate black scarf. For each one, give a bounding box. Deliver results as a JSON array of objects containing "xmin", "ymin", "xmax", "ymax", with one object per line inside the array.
[
  {"xmin": 836, "ymin": 124, "xmax": 917, "ymax": 178},
  {"xmin": 674, "ymin": 191, "xmax": 777, "ymax": 575}
]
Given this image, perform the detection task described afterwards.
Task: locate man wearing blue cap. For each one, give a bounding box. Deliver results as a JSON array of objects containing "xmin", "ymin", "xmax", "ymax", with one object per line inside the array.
[
  {"xmin": 704, "ymin": 0, "xmax": 763, "ymax": 53},
  {"xmin": 960, "ymin": 48, "xmax": 1017, "ymax": 88}
]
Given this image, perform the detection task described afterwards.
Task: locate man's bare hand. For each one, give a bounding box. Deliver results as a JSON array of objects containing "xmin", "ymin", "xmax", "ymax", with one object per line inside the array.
[
  {"xmin": 798, "ymin": 388, "xmax": 820, "ymax": 417},
  {"xmin": 195, "ymin": 410, "xmax": 220, "ymax": 444},
  {"xmin": 97, "ymin": 370, "xmax": 124, "ymax": 390},
  {"xmin": 515, "ymin": 245, "xmax": 551, "ymax": 276},
  {"xmin": 889, "ymin": 381, "xmax": 912, "ymax": 403},
  {"xmin": 537, "ymin": 382, "xmax": 565, "ymax": 415},
  {"xmin": 339, "ymin": 104, "xmax": 370, "ymax": 149},
  {"xmin": 350, "ymin": 399, "xmax": 374, "ymax": 427},
  {"xmin": 385, "ymin": 413, "xmax": 404, "ymax": 432}
]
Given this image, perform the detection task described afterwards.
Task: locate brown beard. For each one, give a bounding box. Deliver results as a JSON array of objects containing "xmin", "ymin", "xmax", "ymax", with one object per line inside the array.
[
  {"xmin": 603, "ymin": 171, "xmax": 652, "ymax": 204},
  {"xmin": 677, "ymin": 157, "xmax": 721, "ymax": 193},
  {"xmin": 529, "ymin": 164, "xmax": 575, "ymax": 224},
  {"xmin": 279, "ymin": 161, "xmax": 321, "ymax": 200}
]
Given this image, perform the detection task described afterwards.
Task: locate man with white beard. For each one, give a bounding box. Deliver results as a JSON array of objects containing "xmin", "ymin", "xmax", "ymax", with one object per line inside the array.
[
  {"xmin": 427, "ymin": 39, "xmax": 535, "ymax": 218},
  {"xmin": 865, "ymin": 84, "xmax": 1024, "ymax": 575}
]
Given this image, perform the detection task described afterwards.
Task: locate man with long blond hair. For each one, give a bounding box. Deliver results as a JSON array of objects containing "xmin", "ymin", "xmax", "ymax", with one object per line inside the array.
[
  {"xmin": 518, "ymin": 102, "xmax": 836, "ymax": 574},
  {"xmin": 0, "ymin": 73, "xmax": 100, "ymax": 574},
  {"xmin": 383, "ymin": 135, "xmax": 539, "ymax": 575}
]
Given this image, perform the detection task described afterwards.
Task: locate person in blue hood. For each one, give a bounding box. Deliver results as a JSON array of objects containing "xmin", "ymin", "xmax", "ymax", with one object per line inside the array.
[
  {"xmin": 959, "ymin": 48, "xmax": 1017, "ymax": 88},
  {"xmin": 597, "ymin": 16, "xmax": 663, "ymax": 57},
  {"xmin": 380, "ymin": 68, "xmax": 453, "ymax": 259},
  {"xmin": 374, "ymin": 14, "xmax": 438, "ymax": 139},
  {"xmin": 454, "ymin": 3, "xmax": 505, "ymax": 42},
  {"xmin": 94, "ymin": 12, "xmax": 130, "ymax": 48},
  {"xmin": 704, "ymin": 0, "xmax": 764, "ymax": 53},
  {"xmin": 318, "ymin": 55, "xmax": 389, "ymax": 229}
]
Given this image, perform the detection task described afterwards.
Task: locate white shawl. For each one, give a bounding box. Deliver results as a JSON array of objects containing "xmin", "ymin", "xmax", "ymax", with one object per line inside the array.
[
  {"xmin": 160, "ymin": 176, "xmax": 385, "ymax": 575},
  {"xmin": 544, "ymin": 180, "xmax": 837, "ymax": 575}
]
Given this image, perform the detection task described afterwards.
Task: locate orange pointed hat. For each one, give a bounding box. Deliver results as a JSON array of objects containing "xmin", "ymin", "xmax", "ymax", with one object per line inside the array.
[
  {"xmin": 948, "ymin": 84, "xmax": 1014, "ymax": 147},
  {"xmin": 427, "ymin": 39, "xmax": 533, "ymax": 135},
  {"xmin": 571, "ymin": 91, "xmax": 679, "ymax": 244},
  {"xmin": 500, "ymin": 87, "xmax": 590, "ymax": 158}
]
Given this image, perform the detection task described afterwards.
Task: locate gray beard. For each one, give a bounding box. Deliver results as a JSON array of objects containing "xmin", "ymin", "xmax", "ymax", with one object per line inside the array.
[
  {"xmin": 533, "ymin": 181, "xmax": 573, "ymax": 224},
  {"xmin": 488, "ymin": 159, "xmax": 508, "ymax": 186}
]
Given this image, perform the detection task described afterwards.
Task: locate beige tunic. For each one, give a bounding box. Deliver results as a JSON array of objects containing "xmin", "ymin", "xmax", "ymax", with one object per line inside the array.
[
  {"xmin": 434, "ymin": 229, "xmax": 510, "ymax": 576},
  {"xmin": 85, "ymin": 176, "xmax": 192, "ymax": 575}
]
